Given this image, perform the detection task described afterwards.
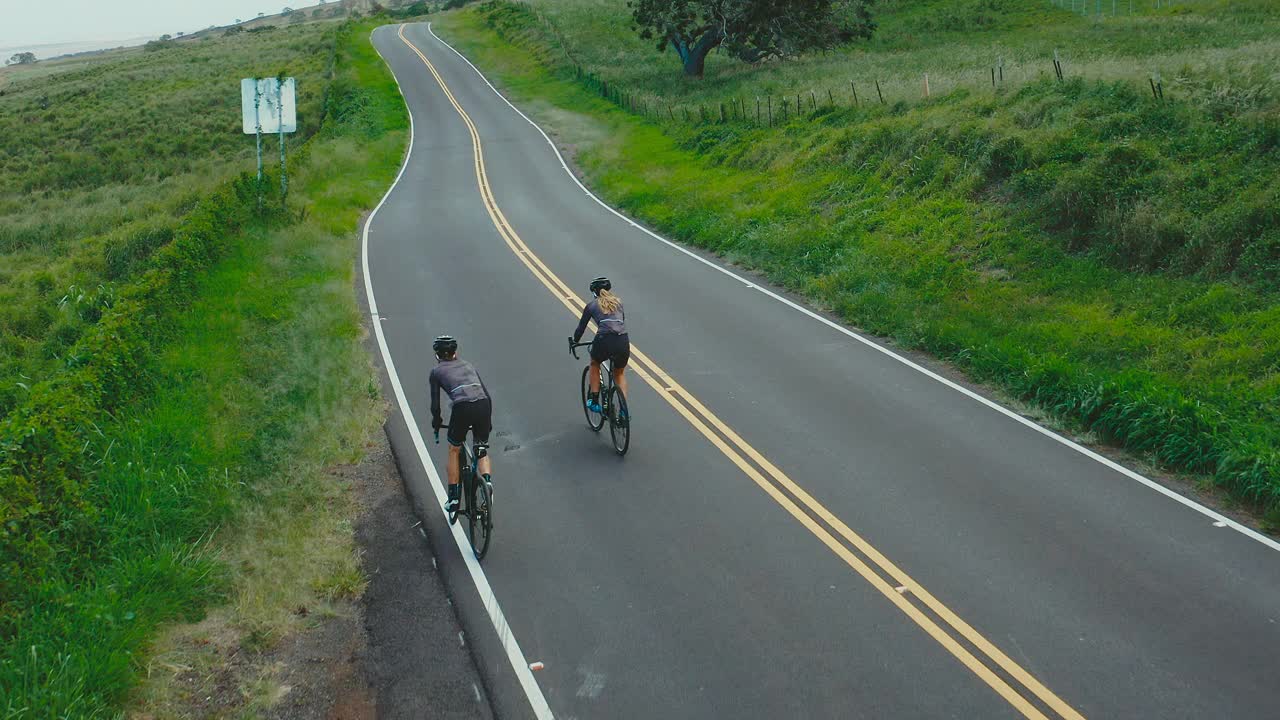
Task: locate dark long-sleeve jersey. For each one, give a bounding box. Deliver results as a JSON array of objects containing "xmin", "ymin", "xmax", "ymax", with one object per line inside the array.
[
  {"xmin": 429, "ymin": 359, "xmax": 489, "ymax": 424},
  {"xmin": 573, "ymin": 298, "xmax": 626, "ymax": 342}
]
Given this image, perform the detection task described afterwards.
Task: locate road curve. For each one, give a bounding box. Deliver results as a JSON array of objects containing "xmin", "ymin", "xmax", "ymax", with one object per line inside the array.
[{"xmin": 363, "ymin": 21, "xmax": 1280, "ymax": 720}]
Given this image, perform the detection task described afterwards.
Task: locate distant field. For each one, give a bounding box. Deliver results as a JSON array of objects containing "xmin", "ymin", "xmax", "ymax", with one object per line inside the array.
[
  {"xmin": 0, "ymin": 23, "xmax": 334, "ymax": 418},
  {"xmin": 438, "ymin": 0, "xmax": 1280, "ymax": 516}
]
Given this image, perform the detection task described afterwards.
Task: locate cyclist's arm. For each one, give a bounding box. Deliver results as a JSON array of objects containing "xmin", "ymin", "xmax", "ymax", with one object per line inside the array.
[
  {"xmin": 429, "ymin": 369, "xmax": 443, "ymax": 428},
  {"xmin": 572, "ymin": 303, "xmax": 592, "ymax": 343}
]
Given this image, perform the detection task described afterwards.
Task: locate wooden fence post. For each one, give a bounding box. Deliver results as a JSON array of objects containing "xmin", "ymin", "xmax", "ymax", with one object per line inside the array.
[
  {"xmin": 851, "ymin": 81, "xmax": 859, "ymax": 106},
  {"xmin": 875, "ymin": 80, "xmax": 884, "ymax": 104}
]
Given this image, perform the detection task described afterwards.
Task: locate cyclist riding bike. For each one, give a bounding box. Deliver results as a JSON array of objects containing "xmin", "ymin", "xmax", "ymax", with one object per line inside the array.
[
  {"xmin": 572, "ymin": 277, "xmax": 630, "ymax": 416},
  {"xmin": 428, "ymin": 335, "xmax": 492, "ymax": 513}
]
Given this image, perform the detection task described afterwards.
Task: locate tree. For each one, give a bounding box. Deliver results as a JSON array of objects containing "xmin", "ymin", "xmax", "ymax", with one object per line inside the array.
[
  {"xmin": 282, "ymin": 6, "xmax": 294, "ymax": 14},
  {"xmin": 628, "ymin": 0, "xmax": 875, "ymax": 77},
  {"xmin": 176, "ymin": 31, "xmax": 184, "ymax": 36},
  {"xmin": 235, "ymin": 17, "xmax": 243, "ymax": 23},
  {"xmin": 257, "ymin": 11, "xmax": 265, "ymax": 17},
  {"xmin": 5, "ymin": 52, "xmax": 36, "ymax": 65},
  {"xmin": 159, "ymin": 33, "xmax": 173, "ymax": 41}
]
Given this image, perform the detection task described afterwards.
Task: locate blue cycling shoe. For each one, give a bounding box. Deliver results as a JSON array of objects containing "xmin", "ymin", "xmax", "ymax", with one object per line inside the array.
[{"xmin": 587, "ymin": 399, "xmax": 602, "ymax": 413}]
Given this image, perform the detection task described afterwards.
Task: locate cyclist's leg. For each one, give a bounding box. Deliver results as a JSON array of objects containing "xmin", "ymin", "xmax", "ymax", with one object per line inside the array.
[
  {"xmin": 446, "ymin": 444, "xmax": 463, "ymax": 483},
  {"xmin": 612, "ymin": 336, "xmax": 632, "ymax": 407},
  {"xmin": 445, "ymin": 408, "xmax": 469, "ymax": 507},
  {"xmin": 588, "ymin": 359, "xmax": 603, "ymax": 395},
  {"xmin": 473, "ymin": 399, "xmax": 493, "ymax": 479}
]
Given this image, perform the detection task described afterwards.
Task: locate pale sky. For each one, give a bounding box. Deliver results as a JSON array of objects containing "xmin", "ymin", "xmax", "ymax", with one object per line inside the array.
[{"xmin": 0, "ymin": 0, "xmax": 302, "ymax": 55}]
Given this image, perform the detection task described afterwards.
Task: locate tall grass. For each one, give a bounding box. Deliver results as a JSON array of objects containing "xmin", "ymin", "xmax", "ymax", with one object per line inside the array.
[
  {"xmin": 436, "ymin": 2, "xmax": 1280, "ymax": 516},
  {"xmin": 0, "ymin": 18, "xmax": 408, "ymax": 717},
  {"xmin": 0, "ymin": 24, "xmax": 335, "ymax": 419}
]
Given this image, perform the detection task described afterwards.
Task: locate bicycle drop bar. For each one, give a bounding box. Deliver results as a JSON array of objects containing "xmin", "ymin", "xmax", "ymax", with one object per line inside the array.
[{"xmin": 569, "ymin": 337, "xmax": 593, "ymax": 359}]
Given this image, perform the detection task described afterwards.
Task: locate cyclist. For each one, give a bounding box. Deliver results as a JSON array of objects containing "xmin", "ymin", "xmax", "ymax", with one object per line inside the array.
[
  {"xmin": 428, "ymin": 335, "xmax": 492, "ymax": 513},
  {"xmin": 572, "ymin": 277, "xmax": 629, "ymax": 416}
]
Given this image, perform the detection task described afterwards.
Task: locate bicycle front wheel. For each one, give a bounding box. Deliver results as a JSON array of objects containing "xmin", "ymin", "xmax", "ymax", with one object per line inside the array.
[
  {"xmin": 581, "ymin": 365, "xmax": 605, "ymax": 432},
  {"xmin": 468, "ymin": 477, "xmax": 493, "ymax": 560},
  {"xmin": 608, "ymin": 386, "xmax": 630, "ymax": 456}
]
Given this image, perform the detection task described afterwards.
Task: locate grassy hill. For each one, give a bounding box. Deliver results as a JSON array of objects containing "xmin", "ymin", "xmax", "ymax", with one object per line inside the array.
[
  {"xmin": 0, "ymin": 15, "xmax": 410, "ymax": 717},
  {"xmin": 0, "ymin": 24, "xmax": 334, "ymax": 419},
  {"xmin": 436, "ymin": 0, "xmax": 1279, "ymax": 518}
]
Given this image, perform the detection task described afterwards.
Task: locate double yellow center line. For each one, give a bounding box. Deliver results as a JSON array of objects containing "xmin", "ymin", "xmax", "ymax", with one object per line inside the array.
[{"xmin": 395, "ymin": 24, "xmax": 1085, "ymax": 720}]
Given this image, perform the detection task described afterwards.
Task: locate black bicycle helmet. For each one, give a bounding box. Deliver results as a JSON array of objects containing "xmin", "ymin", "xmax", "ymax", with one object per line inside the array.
[
  {"xmin": 432, "ymin": 335, "xmax": 458, "ymax": 357},
  {"xmin": 589, "ymin": 276, "xmax": 611, "ymax": 295}
]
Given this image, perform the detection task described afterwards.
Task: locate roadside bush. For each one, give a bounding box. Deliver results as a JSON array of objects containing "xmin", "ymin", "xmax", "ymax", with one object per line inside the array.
[{"xmin": 0, "ymin": 173, "xmax": 269, "ymax": 632}]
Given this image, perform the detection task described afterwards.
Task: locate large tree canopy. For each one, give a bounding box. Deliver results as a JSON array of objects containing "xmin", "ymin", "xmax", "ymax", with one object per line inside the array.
[{"xmin": 629, "ymin": 0, "xmax": 875, "ymax": 77}]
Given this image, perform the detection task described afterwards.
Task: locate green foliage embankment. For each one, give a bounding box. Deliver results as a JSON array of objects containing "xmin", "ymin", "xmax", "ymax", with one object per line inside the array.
[
  {"xmin": 437, "ymin": 1, "xmax": 1280, "ymax": 517},
  {"xmin": 0, "ymin": 18, "xmax": 407, "ymax": 717}
]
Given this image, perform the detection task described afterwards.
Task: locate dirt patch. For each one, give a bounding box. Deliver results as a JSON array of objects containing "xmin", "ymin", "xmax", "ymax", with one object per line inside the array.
[{"xmin": 132, "ymin": 430, "xmax": 490, "ymax": 719}]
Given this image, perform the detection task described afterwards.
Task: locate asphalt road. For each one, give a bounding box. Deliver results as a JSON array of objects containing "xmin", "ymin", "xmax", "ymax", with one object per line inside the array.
[{"xmin": 363, "ymin": 22, "xmax": 1280, "ymax": 720}]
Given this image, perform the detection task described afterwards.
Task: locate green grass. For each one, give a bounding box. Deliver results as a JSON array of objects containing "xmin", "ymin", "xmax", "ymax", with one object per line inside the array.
[
  {"xmin": 434, "ymin": 2, "xmax": 1280, "ymax": 518},
  {"xmin": 0, "ymin": 23, "xmax": 336, "ymax": 419},
  {"xmin": 0, "ymin": 19, "xmax": 408, "ymax": 718}
]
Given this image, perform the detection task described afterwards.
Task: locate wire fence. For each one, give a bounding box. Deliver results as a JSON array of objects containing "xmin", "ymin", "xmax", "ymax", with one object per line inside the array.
[{"xmin": 1050, "ymin": 0, "xmax": 1193, "ymax": 17}]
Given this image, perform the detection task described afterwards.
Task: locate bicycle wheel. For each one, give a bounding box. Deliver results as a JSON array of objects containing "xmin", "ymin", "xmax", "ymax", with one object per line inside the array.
[
  {"xmin": 581, "ymin": 365, "xmax": 605, "ymax": 432},
  {"xmin": 468, "ymin": 475, "xmax": 493, "ymax": 560},
  {"xmin": 608, "ymin": 386, "xmax": 630, "ymax": 456}
]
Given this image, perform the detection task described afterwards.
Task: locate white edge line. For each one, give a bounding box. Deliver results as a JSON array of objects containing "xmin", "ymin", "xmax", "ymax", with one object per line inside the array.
[
  {"xmin": 424, "ymin": 22, "xmax": 1280, "ymax": 554},
  {"xmin": 364, "ymin": 27, "xmax": 556, "ymax": 720}
]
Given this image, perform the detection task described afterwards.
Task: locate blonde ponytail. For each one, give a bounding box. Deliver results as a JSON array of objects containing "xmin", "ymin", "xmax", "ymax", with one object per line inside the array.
[{"xmin": 597, "ymin": 288, "xmax": 621, "ymax": 314}]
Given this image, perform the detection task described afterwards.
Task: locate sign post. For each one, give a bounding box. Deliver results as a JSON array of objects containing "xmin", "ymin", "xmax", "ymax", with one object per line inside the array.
[
  {"xmin": 276, "ymin": 76, "xmax": 286, "ymax": 196},
  {"xmin": 241, "ymin": 77, "xmax": 297, "ymax": 204}
]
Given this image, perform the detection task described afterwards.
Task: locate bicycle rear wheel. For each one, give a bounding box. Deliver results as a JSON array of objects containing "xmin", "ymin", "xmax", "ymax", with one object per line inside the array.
[
  {"xmin": 608, "ymin": 386, "xmax": 630, "ymax": 456},
  {"xmin": 581, "ymin": 365, "xmax": 605, "ymax": 432},
  {"xmin": 468, "ymin": 476, "xmax": 493, "ymax": 560}
]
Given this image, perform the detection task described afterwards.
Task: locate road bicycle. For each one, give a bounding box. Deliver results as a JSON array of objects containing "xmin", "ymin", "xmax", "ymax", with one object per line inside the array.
[
  {"xmin": 569, "ymin": 337, "xmax": 630, "ymax": 456},
  {"xmin": 434, "ymin": 428, "xmax": 493, "ymax": 560}
]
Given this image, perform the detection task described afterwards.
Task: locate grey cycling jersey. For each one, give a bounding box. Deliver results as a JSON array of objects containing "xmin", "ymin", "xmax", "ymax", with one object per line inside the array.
[
  {"xmin": 429, "ymin": 359, "xmax": 489, "ymax": 423},
  {"xmin": 573, "ymin": 298, "xmax": 626, "ymax": 341}
]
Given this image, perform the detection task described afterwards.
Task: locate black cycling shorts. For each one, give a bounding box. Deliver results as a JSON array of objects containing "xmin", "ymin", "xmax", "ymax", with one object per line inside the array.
[
  {"xmin": 447, "ymin": 398, "xmax": 492, "ymax": 447},
  {"xmin": 590, "ymin": 332, "xmax": 630, "ymax": 369}
]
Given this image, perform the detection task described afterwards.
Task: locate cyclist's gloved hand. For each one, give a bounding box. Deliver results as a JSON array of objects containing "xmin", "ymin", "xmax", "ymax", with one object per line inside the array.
[{"xmin": 431, "ymin": 417, "xmax": 444, "ymax": 430}]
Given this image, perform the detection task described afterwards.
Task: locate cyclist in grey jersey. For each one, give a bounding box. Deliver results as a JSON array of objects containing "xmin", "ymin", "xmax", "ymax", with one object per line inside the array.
[
  {"xmin": 572, "ymin": 277, "xmax": 630, "ymax": 414},
  {"xmin": 428, "ymin": 336, "xmax": 492, "ymax": 512}
]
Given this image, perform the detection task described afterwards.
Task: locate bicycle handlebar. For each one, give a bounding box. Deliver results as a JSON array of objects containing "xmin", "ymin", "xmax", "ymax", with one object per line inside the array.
[{"xmin": 568, "ymin": 336, "xmax": 592, "ymax": 360}]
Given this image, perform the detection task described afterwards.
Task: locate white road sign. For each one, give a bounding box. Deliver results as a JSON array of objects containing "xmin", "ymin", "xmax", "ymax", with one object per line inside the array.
[{"xmin": 241, "ymin": 77, "xmax": 297, "ymax": 134}]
